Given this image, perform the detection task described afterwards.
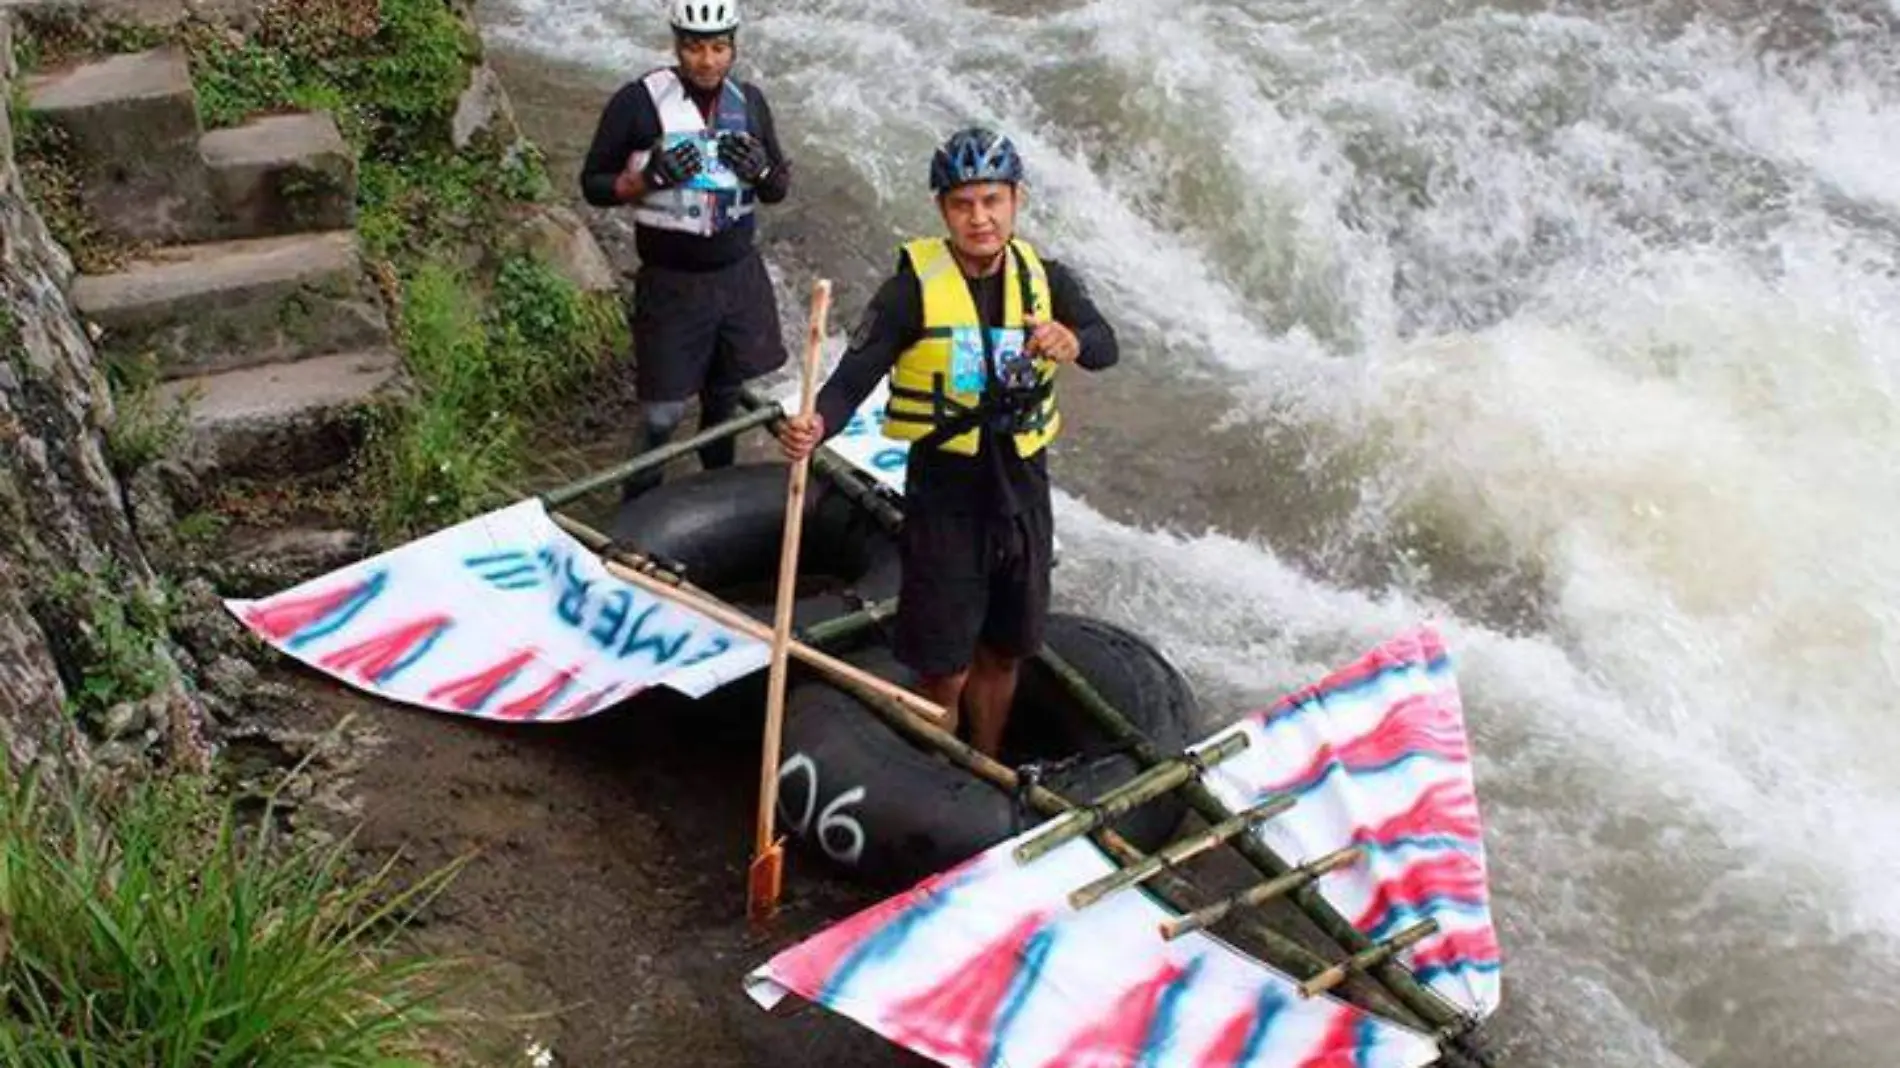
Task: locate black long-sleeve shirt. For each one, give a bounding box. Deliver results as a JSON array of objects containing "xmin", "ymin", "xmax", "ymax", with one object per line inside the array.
[
  {"xmin": 579, "ymin": 73, "xmax": 791, "ymax": 272},
  {"xmin": 816, "ymin": 252, "xmax": 1118, "ymax": 518}
]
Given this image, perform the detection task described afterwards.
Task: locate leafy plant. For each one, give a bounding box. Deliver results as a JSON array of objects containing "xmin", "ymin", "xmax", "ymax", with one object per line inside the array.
[
  {"xmin": 102, "ymin": 351, "xmax": 191, "ymax": 476},
  {"xmin": 0, "ymin": 765, "xmax": 469, "ymax": 1064},
  {"xmin": 46, "ymin": 568, "xmax": 172, "ymax": 717}
]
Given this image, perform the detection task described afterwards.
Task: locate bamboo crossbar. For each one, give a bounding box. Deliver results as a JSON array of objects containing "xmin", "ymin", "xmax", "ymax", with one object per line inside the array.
[
  {"xmin": 547, "ymin": 509, "xmax": 892, "ymax": 649},
  {"xmin": 1067, "ymin": 796, "xmax": 1296, "ymax": 910},
  {"xmin": 1032, "ymin": 646, "xmax": 1468, "ymax": 1033},
  {"xmin": 1158, "ymin": 846, "xmax": 1363, "ymax": 941},
  {"xmin": 1012, "ymin": 730, "xmax": 1251, "ymax": 865},
  {"xmin": 1298, "ymin": 919, "xmax": 1440, "ymax": 999}
]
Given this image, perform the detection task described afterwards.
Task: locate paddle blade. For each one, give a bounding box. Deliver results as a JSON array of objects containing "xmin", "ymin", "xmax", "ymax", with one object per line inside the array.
[{"xmin": 748, "ymin": 840, "xmax": 786, "ymax": 924}]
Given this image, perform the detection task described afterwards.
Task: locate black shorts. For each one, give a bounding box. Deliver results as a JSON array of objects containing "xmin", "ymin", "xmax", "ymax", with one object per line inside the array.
[
  {"xmin": 629, "ymin": 251, "xmax": 789, "ymax": 403},
  {"xmin": 892, "ymin": 506, "xmax": 1054, "ymax": 678}
]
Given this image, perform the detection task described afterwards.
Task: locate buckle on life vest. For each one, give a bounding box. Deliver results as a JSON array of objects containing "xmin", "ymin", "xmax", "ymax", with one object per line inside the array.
[{"xmin": 988, "ymin": 353, "xmax": 1048, "ymax": 433}]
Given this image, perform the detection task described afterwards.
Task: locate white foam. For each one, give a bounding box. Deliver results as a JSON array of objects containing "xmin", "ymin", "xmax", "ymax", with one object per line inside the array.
[{"xmin": 480, "ymin": 0, "xmax": 1900, "ymax": 1060}]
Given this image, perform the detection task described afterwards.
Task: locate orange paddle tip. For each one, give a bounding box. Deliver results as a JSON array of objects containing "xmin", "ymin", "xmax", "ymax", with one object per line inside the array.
[{"xmin": 746, "ymin": 845, "xmax": 786, "ymax": 924}]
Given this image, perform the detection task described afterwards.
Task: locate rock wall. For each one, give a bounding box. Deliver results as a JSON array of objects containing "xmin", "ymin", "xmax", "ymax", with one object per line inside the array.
[{"xmin": 0, "ymin": 10, "xmax": 207, "ymax": 773}]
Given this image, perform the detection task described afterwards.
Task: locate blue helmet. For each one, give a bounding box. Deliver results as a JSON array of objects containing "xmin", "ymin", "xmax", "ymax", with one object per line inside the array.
[{"xmin": 929, "ymin": 127, "xmax": 1024, "ymax": 193}]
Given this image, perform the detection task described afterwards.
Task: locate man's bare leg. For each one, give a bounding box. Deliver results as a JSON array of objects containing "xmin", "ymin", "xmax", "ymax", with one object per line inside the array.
[
  {"xmin": 916, "ymin": 670, "xmax": 969, "ymax": 739},
  {"xmin": 964, "ymin": 644, "xmax": 1021, "ymax": 758}
]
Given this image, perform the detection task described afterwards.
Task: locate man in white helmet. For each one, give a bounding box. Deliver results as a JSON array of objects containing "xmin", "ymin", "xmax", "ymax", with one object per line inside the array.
[{"xmin": 581, "ymin": 0, "xmax": 793, "ymax": 500}]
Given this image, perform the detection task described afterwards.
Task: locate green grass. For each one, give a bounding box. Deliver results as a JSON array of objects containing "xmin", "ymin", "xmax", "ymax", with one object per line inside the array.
[
  {"xmin": 183, "ymin": 0, "xmax": 470, "ymax": 147},
  {"xmin": 367, "ymin": 255, "xmax": 622, "ymax": 538},
  {"xmin": 2, "ymin": 3, "xmax": 595, "ymax": 1056},
  {"xmin": 0, "ymin": 767, "xmax": 468, "ymax": 1065}
]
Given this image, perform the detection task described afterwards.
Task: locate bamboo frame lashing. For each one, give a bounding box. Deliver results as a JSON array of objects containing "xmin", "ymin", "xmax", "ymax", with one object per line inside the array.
[
  {"xmin": 1297, "ymin": 919, "xmax": 1440, "ymax": 999},
  {"xmin": 1158, "ymin": 846, "xmax": 1364, "ymax": 941},
  {"xmin": 1012, "ymin": 729, "xmax": 1251, "ymax": 866},
  {"xmin": 1066, "ymin": 796, "xmax": 1296, "ymax": 911},
  {"xmin": 559, "ymin": 490, "xmax": 1421, "ymax": 1018},
  {"xmin": 1028, "ymin": 645, "xmax": 1468, "ymax": 1035},
  {"xmin": 790, "ymin": 669, "xmax": 1342, "ymax": 980}
]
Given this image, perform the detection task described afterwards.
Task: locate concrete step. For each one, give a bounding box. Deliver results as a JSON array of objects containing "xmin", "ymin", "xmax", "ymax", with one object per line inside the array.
[
  {"xmin": 201, "ymin": 112, "xmax": 356, "ymax": 240},
  {"xmin": 71, "ymin": 230, "xmax": 391, "ymax": 378},
  {"xmin": 24, "ymin": 46, "xmax": 211, "ymax": 243},
  {"xmin": 157, "ymin": 348, "xmax": 404, "ymax": 479}
]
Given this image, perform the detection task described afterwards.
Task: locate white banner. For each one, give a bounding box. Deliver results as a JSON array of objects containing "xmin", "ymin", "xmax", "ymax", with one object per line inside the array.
[
  {"xmin": 800, "ymin": 376, "xmax": 910, "ymax": 495},
  {"xmin": 224, "ymin": 499, "xmax": 769, "ymax": 722}
]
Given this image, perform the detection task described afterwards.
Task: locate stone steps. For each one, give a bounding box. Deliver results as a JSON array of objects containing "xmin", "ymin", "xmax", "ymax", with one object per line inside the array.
[
  {"xmin": 23, "ymin": 45, "xmax": 209, "ymax": 244},
  {"xmin": 156, "ymin": 348, "xmax": 404, "ymax": 480},
  {"xmin": 201, "ymin": 112, "xmax": 356, "ymax": 238},
  {"xmin": 71, "ymin": 230, "xmax": 391, "ymax": 379},
  {"xmin": 25, "ymin": 46, "xmax": 357, "ymax": 244}
]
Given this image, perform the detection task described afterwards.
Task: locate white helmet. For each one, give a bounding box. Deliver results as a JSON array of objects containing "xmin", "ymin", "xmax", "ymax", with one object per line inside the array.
[{"xmin": 670, "ymin": 0, "xmax": 739, "ymax": 34}]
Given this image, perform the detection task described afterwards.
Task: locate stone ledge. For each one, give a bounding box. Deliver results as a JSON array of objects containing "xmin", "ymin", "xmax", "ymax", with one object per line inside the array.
[
  {"xmin": 24, "ymin": 45, "xmax": 211, "ymax": 243},
  {"xmin": 507, "ymin": 202, "xmax": 618, "ymax": 294},
  {"xmin": 157, "ymin": 347, "xmax": 403, "ymax": 479},
  {"xmin": 74, "ymin": 231, "xmax": 358, "ymax": 308},
  {"xmin": 25, "ymin": 44, "xmax": 193, "ymax": 113},
  {"xmin": 72, "ymin": 230, "xmax": 391, "ymax": 377},
  {"xmin": 201, "ymin": 112, "xmax": 357, "ymax": 238}
]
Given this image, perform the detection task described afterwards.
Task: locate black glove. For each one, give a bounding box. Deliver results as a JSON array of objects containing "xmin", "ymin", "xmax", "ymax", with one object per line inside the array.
[
  {"xmin": 716, "ymin": 131, "xmax": 772, "ymax": 184},
  {"xmin": 642, "ymin": 139, "xmax": 703, "ymax": 190}
]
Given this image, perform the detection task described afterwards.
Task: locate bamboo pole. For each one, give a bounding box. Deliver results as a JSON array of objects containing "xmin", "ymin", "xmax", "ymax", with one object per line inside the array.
[
  {"xmin": 1298, "ymin": 920, "xmax": 1440, "ymax": 999},
  {"xmin": 800, "ymin": 599, "xmax": 896, "ymax": 646},
  {"xmin": 539, "ymin": 406, "xmax": 783, "ymax": 509},
  {"xmin": 811, "ymin": 449, "xmax": 905, "ymax": 528},
  {"xmin": 1012, "ymin": 730, "xmax": 1252, "ymax": 865},
  {"xmin": 1159, "ymin": 846, "xmax": 1363, "ymax": 941},
  {"xmin": 599, "ymin": 558, "xmax": 948, "ymax": 729},
  {"xmin": 1067, "ymin": 796, "xmax": 1296, "ymax": 910},
  {"xmin": 549, "ymin": 510, "xmax": 686, "ymax": 580},
  {"xmin": 545, "ymin": 508, "xmax": 894, "ymax": 650}
]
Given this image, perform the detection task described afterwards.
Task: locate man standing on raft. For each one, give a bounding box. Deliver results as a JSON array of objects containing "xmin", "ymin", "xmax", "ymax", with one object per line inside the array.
[
  {"xmin": 778, "ymin": 127, "xmax": 1119, "ymax": 758},
  {"xmin": 580, "ymin": 0, "xmax": 793, "ymax": 501}
]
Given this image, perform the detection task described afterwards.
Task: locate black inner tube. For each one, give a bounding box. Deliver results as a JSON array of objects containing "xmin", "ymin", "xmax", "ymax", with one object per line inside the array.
[
  {"xmin": 610, "ymin": 462, "xmax": 902, "ymax": 630},
  {"xmin": 777, "ymin": 613, "xmax": 1199, "ymax": 889}
]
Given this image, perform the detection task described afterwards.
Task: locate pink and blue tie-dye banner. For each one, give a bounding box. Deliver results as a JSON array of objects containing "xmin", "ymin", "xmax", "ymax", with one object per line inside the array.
[
  {"xmin": 744, "ymin": 626, "xmax": 1499, "ymax": 1065},
  {"xmin": 224, "ymin": 499, "xmax": 769, "ymax": 721},
  {"xmin": 744, "ymin": 816, "xmax": 1443, "ymax": 1067},
  {"xmin": 1197, "ymin": 627, "xmax": 1501, "ymax": 1015}
]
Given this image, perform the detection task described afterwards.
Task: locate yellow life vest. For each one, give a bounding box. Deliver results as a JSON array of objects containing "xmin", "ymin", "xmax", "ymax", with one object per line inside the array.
[{"xmin": 883, "ymin": 237, "xmax": 1061, "ymax": 458}]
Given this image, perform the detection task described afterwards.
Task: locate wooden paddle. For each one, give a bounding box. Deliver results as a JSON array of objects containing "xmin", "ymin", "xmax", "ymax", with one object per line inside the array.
[{"xmin": 748, "ymin": 277, "xmax": 832, "ymax": 925}]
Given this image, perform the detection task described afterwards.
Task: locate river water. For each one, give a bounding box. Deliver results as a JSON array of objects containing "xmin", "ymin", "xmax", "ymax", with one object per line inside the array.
[{"xmin": 475, "ymin": 0, "xmax": 1900, "ymax": 1063}]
